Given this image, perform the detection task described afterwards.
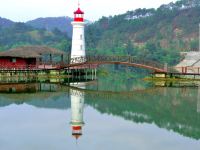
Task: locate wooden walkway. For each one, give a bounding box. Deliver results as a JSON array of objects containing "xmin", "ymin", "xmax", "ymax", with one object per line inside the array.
[
  {"xmin": 1, "ymin": 55, "xmax": 200, "ymax": 77},
  {"xmin": 62, "ymin": 55, "xmax": 167, "ymax": 72}
]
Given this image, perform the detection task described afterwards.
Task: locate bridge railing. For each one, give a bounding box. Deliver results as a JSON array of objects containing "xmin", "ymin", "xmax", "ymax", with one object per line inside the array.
[
  {"xmin": 0, "ymin": 64, "xmax": 38, "ymax": 70},
  {"xmin": 68, "ymin": 55, "xmax": 165, "ymax": 71}
]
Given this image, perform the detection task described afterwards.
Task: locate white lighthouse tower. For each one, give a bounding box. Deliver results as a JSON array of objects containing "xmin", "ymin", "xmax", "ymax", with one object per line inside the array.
[
  {"xmin": 70, "ymin": 88, "xmax": 85, "ymax": 140},
  {"xmin": 71, "ymin": 4, "xmax": 86, "ymax": 61}
]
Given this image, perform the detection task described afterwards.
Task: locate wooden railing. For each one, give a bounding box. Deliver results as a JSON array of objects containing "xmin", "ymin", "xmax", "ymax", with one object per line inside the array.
[
  {"xmin": 67, "ymin": 55, "xmax": 166, "ymax": 72},
  {"xmin": 0, "ymin": 55, "xmax": 167, "ymax": 72},
  {"xmin": 0, "ymin": 64, "xmax": 38, "ymax": 70}
]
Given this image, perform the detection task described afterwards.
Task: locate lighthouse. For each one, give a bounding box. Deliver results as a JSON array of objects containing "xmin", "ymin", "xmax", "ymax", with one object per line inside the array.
[
  {"xmin": 70, "ymin": 88, "xmax": 85, "ymax": 140},
  {"xmin": 71, "ymin": 4, "xmax": 86, "ymax": 62}
]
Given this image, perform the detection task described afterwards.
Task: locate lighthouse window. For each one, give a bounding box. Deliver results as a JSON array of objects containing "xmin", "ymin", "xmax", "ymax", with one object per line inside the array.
[
  {"xmin": 80, "ymin": 45, "xmax": 83, "ymax": 50},
  {"xmin": 80, "ymin": 34, "xmax": 83, "ymax": 40}
]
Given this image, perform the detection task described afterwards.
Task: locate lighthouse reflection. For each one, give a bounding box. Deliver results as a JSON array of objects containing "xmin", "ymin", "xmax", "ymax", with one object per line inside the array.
[{"xmin": 70, "ymin": 83, "xmax": 85, "ymax": 140}]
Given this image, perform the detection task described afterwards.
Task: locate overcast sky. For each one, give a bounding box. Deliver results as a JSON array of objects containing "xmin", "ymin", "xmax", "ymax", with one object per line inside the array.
[{"xmin": 0, "ymin": 0, "xmax": 177, "ymax": 22}]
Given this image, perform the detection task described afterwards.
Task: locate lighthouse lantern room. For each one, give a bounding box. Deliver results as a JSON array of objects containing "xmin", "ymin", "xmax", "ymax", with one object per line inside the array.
[
  {"xmin": 74, "ymin": 8, "xmax": 84, "ymax": 22},
  {"xmin": 71, "ymin": 4, "xmax": 86, "ymax": 62}
]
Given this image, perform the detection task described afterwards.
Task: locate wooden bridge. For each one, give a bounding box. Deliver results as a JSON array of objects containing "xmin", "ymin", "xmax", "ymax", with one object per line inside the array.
[
  {"xmin": 2, "ymin": 54, "xmax": 200, "ymax": 77},
  {"xmin": 63, "ymin": 55, "xmax": 167, "ymax": 73},
  {"xmin": 63, "ymin": 56, "xmax": 200, "ymax": 78},
  {"xmin": 0, "ymin": 55, "xmax": 167, "ymax": 72}
]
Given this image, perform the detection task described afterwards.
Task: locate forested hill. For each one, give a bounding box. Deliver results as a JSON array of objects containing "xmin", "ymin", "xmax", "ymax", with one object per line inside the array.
[
  {"xmin": 26, "ymin": 17, "xmax": 73, "ymax": 37},
  {"xmin": 0, "ymin": 22, "xmax": 71, "ymax": 52},
  {"xmin": 0, "ymin": 17, "xmax": 14, "ymax": 28},
  {"xmin": 26, "ymin": 17, "xmax": 90, "ymax": 37},
  {"xmin": 0, "ymin": 0, "xmax": 200, "ymax": 65},
  {"xmin": 85, "ymin": 0, "xmax": 200, "ymax": 65}
]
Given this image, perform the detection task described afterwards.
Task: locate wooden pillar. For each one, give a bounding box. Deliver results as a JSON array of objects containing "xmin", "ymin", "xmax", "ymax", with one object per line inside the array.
[
  {"xmin": 170, "ymin": 73, "xmax": 172, "ymax": 78},
  {"xmin": 164, "ymin": 63, "xmax": 168, "ymax": 72},
  {"xmin": 128, "ymin": 56, "xmax": 131, "ymax": 63},
  {"xmin": 36, "ymin": 58, "xmax": 39, "ymax": 69},
  {"xmin": 68, "ymin": 54, "xmax": 70, "ymax": 64},
  {"xmin": 92, "ymin": 69, "xmax": 94, "ymax": 80},
  {"xmin": 79, "ymin": 69, "xmax": 81, "ymax": 80},
  {"xmin": 86, "ymin": 69, "xmax": 88, "ymax": 80},
  {"xmin": 50, "ymin": 54, "xmax": 52, "ymax": 64},
  {"xmin": 198, "ymin": 86, "xmax": 200, "ymax": 113},
  {"xmin": 95, "ymin": 68, "xmax": 97, "ymax": 80},
  {"xmin": 67, "ymin": 70, "xmax": 70, "ymax": 86},
  {"xmin": 61, "ymin": 54, "xmax": 64, "ymax": 63}
]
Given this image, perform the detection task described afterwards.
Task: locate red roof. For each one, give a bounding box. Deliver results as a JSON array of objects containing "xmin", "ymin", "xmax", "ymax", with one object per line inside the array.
[{"xmin": 74, "ymin": 8, "xmax": 84, "ymax": 14}]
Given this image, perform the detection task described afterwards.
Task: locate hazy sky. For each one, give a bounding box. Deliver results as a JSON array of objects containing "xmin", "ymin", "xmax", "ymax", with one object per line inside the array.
[{"xmin": 0, "ymin": 0, "xmax": 177, "ymax": 22}]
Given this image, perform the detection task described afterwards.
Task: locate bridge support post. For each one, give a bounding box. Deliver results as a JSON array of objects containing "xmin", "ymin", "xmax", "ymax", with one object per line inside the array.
[
  {"xmin": 92, "ymin": 69, "xmax": 95, "ymax": 80},
  {"xmin": 128, "ymin": 56, "xmax": 131, "ymax": 63},
  {"xmin": 78, "ymin": 69, "xmax": 80, "ymax": 79},
  {"xmin": 85, "ymin": 69, "xmax": 88, "ymax": 80},
  {"xmin": 94, "ymin": 68, "xmax": 97, "ymax": 80},
  {"xmin": 164, "ymin": 63, "xmax": 168, "ymax": 72},
  {"xmin": 198, "ymin": 86, "xmax": 200, "ymax": 113}
]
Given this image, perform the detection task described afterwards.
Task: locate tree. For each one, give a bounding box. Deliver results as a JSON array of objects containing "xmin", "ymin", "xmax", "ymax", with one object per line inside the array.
[{"xmin": 190, "ymin": 40, "xmax": 199, "ymax": 51}]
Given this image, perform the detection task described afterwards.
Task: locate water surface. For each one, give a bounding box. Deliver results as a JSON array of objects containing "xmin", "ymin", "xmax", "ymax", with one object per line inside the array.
[{"xmin": 0, "ymin": 75, "xmax": 200, "ymax": 150}]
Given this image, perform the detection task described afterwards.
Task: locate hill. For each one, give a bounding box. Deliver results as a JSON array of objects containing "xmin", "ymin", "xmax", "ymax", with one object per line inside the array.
[
  {"xmin": 0, "ymin": 17, "xmax": 14, "ymax": 28},
  {"xmin": 0, "ymin": 0, "xmax": 200, "ymax": 66},
  {"xmin": 85, "ymin": 0, "xmax": 200, "ymax": 65},
  {"xmin": 0, "ymin": 22, "xmax": 71, "ymax": 52},
  {"xmin": 26, "ymin": 17, "xmax": 73, "ymax": 37}
]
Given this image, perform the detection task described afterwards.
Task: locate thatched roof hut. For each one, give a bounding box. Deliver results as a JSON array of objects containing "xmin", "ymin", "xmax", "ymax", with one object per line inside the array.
[{"xmin": 0, "ymin": 46, "xmax": 66, "ymax": 58}]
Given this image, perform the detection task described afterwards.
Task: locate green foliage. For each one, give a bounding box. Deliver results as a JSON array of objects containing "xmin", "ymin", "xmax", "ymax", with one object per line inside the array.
[
  {"xmin": 85, "ymin": 0, "xmax": 200, "ymax": 65},
  {"xmin": 0, "ymin": 23, "xmax": 71, "ymax": 52},
  {"xmin": 190, "ymin": 40, "xmax": 199, "ymax": 51},
  {"xmin": 0, "ymin": 0, "xmax": 199, "ymax": 67}
]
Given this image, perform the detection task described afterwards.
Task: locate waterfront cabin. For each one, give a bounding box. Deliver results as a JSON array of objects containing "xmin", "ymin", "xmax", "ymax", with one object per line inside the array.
[{"xmin": 0, "ymin": 46, "xmax": 66, "ymax": 70}]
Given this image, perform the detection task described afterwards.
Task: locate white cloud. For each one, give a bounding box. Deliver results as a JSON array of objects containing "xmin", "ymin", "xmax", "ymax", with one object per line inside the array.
[{"xmin": 0, "ymin": 0, "xmax": 177, "ymax": 22}]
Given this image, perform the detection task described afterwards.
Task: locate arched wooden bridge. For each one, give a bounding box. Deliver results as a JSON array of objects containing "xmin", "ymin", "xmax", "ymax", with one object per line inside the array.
[
  {"xmin": 62, "ymin": 55, "xmax": 167, "ymax": 72},
  {"xmin": 0, "ymin": 55, "xmax": 167, "ymax": 73}
]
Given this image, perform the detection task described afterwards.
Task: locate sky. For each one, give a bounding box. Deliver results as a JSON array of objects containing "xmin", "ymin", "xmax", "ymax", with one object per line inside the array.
[{"xmin": 0, "ymin": 0, "xmax": 178, "ymax": 22}]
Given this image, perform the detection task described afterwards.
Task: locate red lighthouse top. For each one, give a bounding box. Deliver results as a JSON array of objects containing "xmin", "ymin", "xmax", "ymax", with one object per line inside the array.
[
  {"xmin": 74, "ymin": 8, "xmax": 84, "ymax": 14},
  {"xmin": 74, "ymin": 6, "xmax": 84, "ymax": 22},
  {"xmin": 72, "ymin": 126, "xmax": 82, "ymax": 139}
]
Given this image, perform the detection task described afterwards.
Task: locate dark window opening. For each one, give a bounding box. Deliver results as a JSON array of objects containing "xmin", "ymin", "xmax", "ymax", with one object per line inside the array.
[{"xmin": 10, "ymin": 58, "xmax": 16, "ymax": 63}]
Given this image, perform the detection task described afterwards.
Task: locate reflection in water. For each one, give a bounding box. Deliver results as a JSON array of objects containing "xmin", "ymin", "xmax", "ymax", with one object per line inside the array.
[
  {"xmin": 70, "ymin": 84, "xmax": 85, "ymax": 140},
  {"xmin": 0, "ymin": 79, "xmax": 200, "ymax": 149},
  {"xmin": 0, "ymin": 81, "xmax": 200, "ymax": 141},
  {"xmin": 0, "ymin": 83, "xmax": 60, "ymax": 93},
  {"xmin": 154, "ymin": 81, "xmax": 200, "ymax": 115},
  {"xmin": 67, "ymin": 81, "xmax": 200, "ymax": 140},
  {"xmin": 82, "ymin": 86, "xmax": 200, "ymax": 140},
  {"xmin": 198, "ymin": 87, "xmax": 200, "ymax": 113}
]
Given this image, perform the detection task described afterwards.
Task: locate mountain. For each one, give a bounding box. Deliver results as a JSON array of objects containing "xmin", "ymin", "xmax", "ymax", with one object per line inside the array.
[
  {"xmin": 85, "ymin": 0, "xmax": 200, "ymax": 65},
  {"xmin": 0, "ymin": 17, "xmax": 14, "ymax": 28},
  {"xmin": 0, "ymin": 22, "xmax": 71, "ymax": 52},
  {"xmin": 1, "ymin": 0, "xmax": 200, "ymax": 66},
  {"xmin": 26, "ymin": 17, "xmax": 73, "ymax": 37}
]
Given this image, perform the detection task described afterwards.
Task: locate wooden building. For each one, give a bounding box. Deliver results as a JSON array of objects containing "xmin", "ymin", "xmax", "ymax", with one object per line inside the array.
[{"xmin": 0, "ymin": 46, "xmax": 66, "ymax": 70}]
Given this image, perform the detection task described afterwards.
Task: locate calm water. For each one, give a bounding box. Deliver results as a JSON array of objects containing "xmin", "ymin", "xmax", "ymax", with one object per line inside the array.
[{"xmin": 0, "ymin": 74, "xmax": 200, "ymax": 150}]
